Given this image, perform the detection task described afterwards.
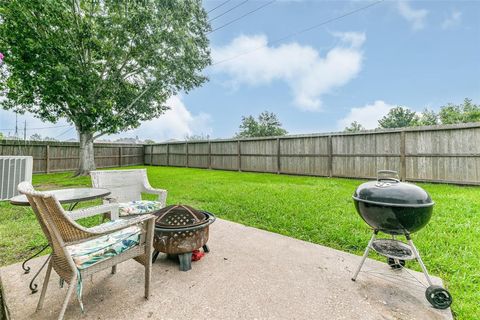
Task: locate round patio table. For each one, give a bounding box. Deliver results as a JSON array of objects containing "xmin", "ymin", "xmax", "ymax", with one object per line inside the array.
[{"xmin": 10, "ymin": 188, "xmax": 111, "ymax": 294}]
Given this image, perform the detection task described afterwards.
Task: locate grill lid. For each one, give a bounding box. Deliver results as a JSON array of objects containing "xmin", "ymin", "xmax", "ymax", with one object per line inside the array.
[{"xmin": 353, "ymin": 170, "xmax": 434, "ymax": 207}]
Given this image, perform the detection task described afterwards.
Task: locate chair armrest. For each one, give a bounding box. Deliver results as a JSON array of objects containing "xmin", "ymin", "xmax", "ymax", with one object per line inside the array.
[
  {"xmin": 87, "ymin": 214, "xmax": 156, "ymax": 235},
  {"xmin": 143, "ymin": 186, "xmax": 167, "ymax": 207},
  {"xmin": 103, "ymin": 195, "xmax": 118, "ymax": 203},
  {"xmin": 67, "ymin": 203, "xmax": 120, "ymax": 221}
]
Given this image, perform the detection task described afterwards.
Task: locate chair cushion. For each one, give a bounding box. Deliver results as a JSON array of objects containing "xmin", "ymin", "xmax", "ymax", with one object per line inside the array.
[
  {"xmin": 67, "ymin": 222, "xmax": 141, "ymax": 269},
  {"xmin": 118, "ymin": 200, "xmax": 163, "ymax": 216}
]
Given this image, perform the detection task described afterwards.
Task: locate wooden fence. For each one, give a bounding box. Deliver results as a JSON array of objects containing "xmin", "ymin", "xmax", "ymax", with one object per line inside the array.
[
  {"xmin": 0, "ymin": 140, "xmax": 144, "ymax": 173},
  {"xmin": 144, "ymin": 123, "xmax": 480, "ymax": 185}
]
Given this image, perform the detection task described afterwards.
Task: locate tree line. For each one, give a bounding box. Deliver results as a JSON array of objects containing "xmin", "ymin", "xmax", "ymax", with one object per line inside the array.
[{"xmin": 345, "ymin": 98, "xmax": 479, "ymax": 132}]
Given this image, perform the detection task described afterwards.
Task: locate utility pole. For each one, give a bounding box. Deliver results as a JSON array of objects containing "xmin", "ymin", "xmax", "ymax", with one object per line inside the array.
[
  {"xmin": 14, "ymin": 112, "xmax": 18, "ymax": 139},
  {"xmin": 24, "ymin": 120, "xmax": 27, "ymax": 143}
]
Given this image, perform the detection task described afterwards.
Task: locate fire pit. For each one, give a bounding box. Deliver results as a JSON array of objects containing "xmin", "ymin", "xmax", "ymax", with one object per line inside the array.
[
  {"xmin": 351, "ymin": 170, "xmax": 452, "ymax": 309},
  {"xmin": 151, "ymin": 205, "xmax": 215, "ymax": 271}
]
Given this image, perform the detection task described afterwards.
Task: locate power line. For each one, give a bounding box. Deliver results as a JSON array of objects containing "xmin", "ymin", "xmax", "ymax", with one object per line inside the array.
[
  {"xmin": 209, "ymin": 0, "xmax": 276, "ymax": 34},
  {"xmin": 209, "ymin": 0, "xmax": 249, "ymax": 23},
  {"xmin": 55, "ymin": 127, "xmax": 74, "ymax": 139},
  {"xmin": 0, "ymin": 124, "xmax": 70, "ymax": 131},
  {"xmin": 211, "ymin": 0, "xmax": 385, "ymax": 67},
  {"xmin": 207, "ymin": 0, "xmax": 232, "ymax": 14}
]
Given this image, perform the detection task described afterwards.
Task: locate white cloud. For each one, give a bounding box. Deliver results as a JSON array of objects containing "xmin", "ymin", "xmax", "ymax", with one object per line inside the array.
[
  {"xmin": 107, "ymin": 96, "xmax": 212, "ymax": 142},
  {"xmin": 338, "ymin": 100, "xmax": 394, "ymax": 130},
  {"xmin": 211, "ymin": 32, "xmax": 365, "ymax": 111},
  {"xmin": 396, "ymin": 1, "xmax": 428, "ymax": 31},
  {"xmin": 442, "ymin": 10, "xmax": 462, "ymax": 30}
]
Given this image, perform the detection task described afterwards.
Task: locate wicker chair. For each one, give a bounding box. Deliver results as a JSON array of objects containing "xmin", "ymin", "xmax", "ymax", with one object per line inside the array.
[
  {"xmin": 90, "ymin": 169, "xmax": 167, "ymax": 217},
  {"xmin": 17, "ymin": 181, "xmax": 155, "ymax": 320}
]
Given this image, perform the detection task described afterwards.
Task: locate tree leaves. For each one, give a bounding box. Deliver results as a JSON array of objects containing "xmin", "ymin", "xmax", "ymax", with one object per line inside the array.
[
  {"xmin": 236, "ymin": 111, "xmax": 288, "ymax": 138},
  {"xmin": 0, "ymin": 0, "xmax": 211, "ymax": 137}
]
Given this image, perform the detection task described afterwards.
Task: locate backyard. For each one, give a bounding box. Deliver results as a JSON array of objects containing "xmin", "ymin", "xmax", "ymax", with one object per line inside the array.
[{"xmin": 0, "ymin": 165, "xmax": 478, "ymax": 319}]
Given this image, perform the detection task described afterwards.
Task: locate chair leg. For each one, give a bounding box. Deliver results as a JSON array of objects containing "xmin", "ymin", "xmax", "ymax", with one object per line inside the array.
[
  {"xmin": 111, "ymin": 265, "xmax": 117, "ymax": 274},
  {"xmin": 36, "ymin": 258, "xmax": 53, "ymax": 311},
  {"xmin": 57, "ymin": 277, "xmax": 76, "ymax": 320},
  {"xmin": 144, "ymin": 219, "xmax": 154, "ymax": 299}
]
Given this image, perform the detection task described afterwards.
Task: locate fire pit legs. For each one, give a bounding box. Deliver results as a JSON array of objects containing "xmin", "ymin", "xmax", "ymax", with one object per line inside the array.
[
  {"xmin": 152, "ymin": 250, "xmax": 160, "ymax": 263},
  {"xmin": 202, "ymin": 244, "xmax": 210, "ymax": 253},
  {"xmin": 178, "ymin": 252, "xmax": 192, "ymax": 271}
]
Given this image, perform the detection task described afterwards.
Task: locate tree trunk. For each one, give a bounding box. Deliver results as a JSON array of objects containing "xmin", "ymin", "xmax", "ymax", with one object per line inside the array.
[{"xmin": 76, "ymin": 131, "xmax": 96, "ymax": 176}]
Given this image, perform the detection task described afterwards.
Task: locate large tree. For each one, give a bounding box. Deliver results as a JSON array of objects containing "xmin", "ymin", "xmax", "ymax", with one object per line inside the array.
[
  {"xmin": 0, "ymin": 0, "xmax": 211, "ymax": 175},
  {"xmin": 378, "ymin": 106, "xmax": 419, "ymax": 129},
  {"xmin": 236, "ymin": 111, "xmax": 287, "ymax": 138}
]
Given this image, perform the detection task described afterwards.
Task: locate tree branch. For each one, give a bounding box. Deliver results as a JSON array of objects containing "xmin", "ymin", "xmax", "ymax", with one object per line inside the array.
[{"xmin": 92, "ymin": 85, "xmax": 152, "ymax": 140}]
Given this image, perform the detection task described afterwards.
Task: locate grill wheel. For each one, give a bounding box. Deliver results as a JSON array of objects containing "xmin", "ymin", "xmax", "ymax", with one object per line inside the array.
[{"xmin": 425, "ymin": 285, "xmax": 453, "ymax": 309}]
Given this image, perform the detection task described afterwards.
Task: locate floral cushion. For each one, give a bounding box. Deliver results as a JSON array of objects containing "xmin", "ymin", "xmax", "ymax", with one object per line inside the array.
[
  {"xmin": 118, "ymin": 200, "xmax": 163, "ymax": 216},
  {"xmin": 67, "ymin": 222, "xmax": 141, "ymax": 269},
  {"xmin": 66, "ymin": 220, "xmax": 142, "ymax": 311}
]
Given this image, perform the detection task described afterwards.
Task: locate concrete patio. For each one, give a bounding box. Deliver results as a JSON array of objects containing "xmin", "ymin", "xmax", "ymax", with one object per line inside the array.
[{"xmin": 1, "ymin": 219, "xmax": 452, "ymax": 320}]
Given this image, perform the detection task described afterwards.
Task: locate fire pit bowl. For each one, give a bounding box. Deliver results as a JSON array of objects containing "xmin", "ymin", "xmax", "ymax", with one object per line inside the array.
[{"xmin": 151, "ymin": 205, "xmax": 215, "ymax": 271}]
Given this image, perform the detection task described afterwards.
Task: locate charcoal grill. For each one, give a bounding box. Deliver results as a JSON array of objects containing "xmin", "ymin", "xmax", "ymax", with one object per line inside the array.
[
  {"xmin": 151, "ymin": 205, "xmax": 215, "ymax": 271},
  {"xmin": 351, "ymin": 170, "xmax": 452, "ymax": 309}
]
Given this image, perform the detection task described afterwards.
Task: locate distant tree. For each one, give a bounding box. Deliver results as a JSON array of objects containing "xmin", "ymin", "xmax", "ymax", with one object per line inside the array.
[
  {"xmin": 185, "ymin": 133, "xmax": 210, "ymax": 141},
  {"xmin": 236, "ymin": 111, "xmax": 288, "ymax": 138},
  {"xmin": 0, "ymin": 132, "xmax": 3, "ymax": 140},
  {"xmin": 416, "ymin": 108, "xmax": 439, "ymax": 126},
  {"xmin": 0, "ymin": 1, "xmax": 211, "ymax": 175},
  {"xmin": 378, "ymin": 106, "xmax": 419, "ymax": 128},
  {"xmin": 438, "ymin": 98, "xmax": 480, "ymax": 124},
  {"xmin": 344, "ymin": 121, "xmax": 365, "ymax": 132},
  {"xmin": 43, "ymin": 136, "xmax": 58, "ymax": 142},
  {"xmin": 30, "ymin": 133, "xmax": 42, "ymax": 141},
  {"xmin": 144, "ymin": 139, "xmax": 156, "ymax": 144}
]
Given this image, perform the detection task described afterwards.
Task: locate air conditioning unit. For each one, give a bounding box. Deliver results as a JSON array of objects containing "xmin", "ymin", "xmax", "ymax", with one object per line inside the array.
[{"xmin": 0, "ymin": 156, "xmax": 33, "ymax": 200}]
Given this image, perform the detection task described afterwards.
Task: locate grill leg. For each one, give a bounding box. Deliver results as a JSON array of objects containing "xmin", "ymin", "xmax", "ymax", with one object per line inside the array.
[
  {"xmin": 407, "ymin": 237, "xmax": 433, "ymax": 286},
  {"xmin": 352, "ymin": 230, "xmax": 378, "ymax": 281},
  {"xmin": 178, "ymin": 252, "xmax": 192, "ymax": 271}
]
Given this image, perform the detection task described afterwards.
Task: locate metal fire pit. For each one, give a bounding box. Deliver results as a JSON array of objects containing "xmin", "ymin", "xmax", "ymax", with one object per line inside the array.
[{"xmin": 151, "ymin": 205, "xmax": 215, "ymax": 271}]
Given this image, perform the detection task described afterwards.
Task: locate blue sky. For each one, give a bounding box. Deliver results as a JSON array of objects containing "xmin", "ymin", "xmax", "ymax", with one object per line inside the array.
[{"xmin": 1, "ymin": 0, "xmax": 479, "ymax": 141}]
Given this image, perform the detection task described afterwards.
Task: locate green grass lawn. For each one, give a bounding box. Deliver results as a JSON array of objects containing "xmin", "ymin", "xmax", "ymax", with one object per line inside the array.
[{"xmin": 0, "ymin": 166, "xmax": 478, "ymax": 319}]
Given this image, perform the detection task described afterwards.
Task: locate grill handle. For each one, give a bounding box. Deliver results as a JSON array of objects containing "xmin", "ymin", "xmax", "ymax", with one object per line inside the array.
[{"xmin": 377, "ymin": 170, "xmax": 400, "ymax": 182}]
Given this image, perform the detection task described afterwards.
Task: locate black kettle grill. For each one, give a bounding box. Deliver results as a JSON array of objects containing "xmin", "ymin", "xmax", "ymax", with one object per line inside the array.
[{"xmin": 351, "ymin": 170, "xmax": 452, "ymax": 310}]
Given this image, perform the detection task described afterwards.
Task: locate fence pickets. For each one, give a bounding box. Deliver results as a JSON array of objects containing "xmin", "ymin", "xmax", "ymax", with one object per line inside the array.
[
  {"xmin": 1, "ymin": 123, "xmax": 480, "ymax": 185},
  {"xmin": 0, "ymin": 141, "xmax": 144, "ymax": 173},
  {"xmin": 144, "ymin": 123, "xmax": 480, "ymax": 185}
]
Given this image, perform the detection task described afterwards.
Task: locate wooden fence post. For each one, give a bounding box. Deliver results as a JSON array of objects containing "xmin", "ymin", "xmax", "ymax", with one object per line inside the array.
[
  {"xmin": 118, "ymin": 146, "xmax": 122, "ymax": 167},
  {"xmin": 237, "ymin": 140, "xmax": 241, "ymax": 171},
  {"xmin": 166, "ymin": 144, "xmax": 170, "ymax": 166},
  {"xmin": 150, "ymin": 145, "xmax": 154, "ymax": 165},
  {"xmin": 185, "ymin": 142, "xmax": 189, "ymax": 167},
  {"xmin": 45, "ymin": 144, "xmax": 50, "ymax": 174},
  {"xmin": 400, "ymin": 130, "xmax": 406, "ymax": 181},
  {"xmin": 208, "ymin": 141, "xmax": 212, "ymax": 169},
  {"xmin": 277, "ymin": 138, "xmax": 281, "ymax": 174},
  {"xmin": 328, "ymin": 135, "xmax": 333, "ymax": 177}
]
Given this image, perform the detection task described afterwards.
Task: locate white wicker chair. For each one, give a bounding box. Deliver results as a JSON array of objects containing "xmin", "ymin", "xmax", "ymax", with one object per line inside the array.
[
  {"xmin": 18, "ymin": 181, "xmax": 155, "ymax": 320},
  {"xmin": 90, "ymin": 169, "xmax": 167, "ymax": 217}
]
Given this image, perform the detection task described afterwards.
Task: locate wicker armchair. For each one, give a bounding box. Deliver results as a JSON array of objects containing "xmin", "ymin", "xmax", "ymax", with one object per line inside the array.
[
  {"xmin": 18, "ymin": 182, "xmax": 155, "ymax": 320},
  {"xmin": 90, "ymin": 169, "xmax": 167, "ymax": 217}
]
